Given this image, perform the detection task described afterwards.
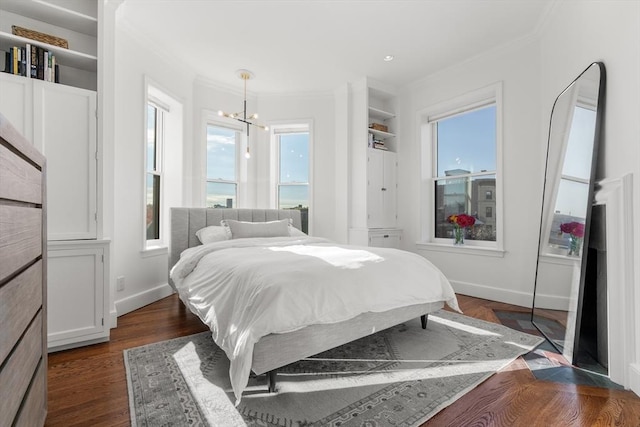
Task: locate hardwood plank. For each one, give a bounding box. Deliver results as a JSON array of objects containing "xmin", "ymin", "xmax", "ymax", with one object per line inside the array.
[{"xmin": 44, "ymin": 294, "xmax": 640, "ymax": 426}]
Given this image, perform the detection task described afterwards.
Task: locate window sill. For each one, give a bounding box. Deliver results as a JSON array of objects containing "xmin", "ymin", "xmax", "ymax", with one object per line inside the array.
[
  {"xmin": 415, "ymin": 241, "xmax": 505, "ymax": 258},
  {"xmin": 141, "ymin": 245, "xmax": 168, "ymax": 258},
  {"xmin": 539, "ymin": 253, "xmax": 581, "ymax": 265}
]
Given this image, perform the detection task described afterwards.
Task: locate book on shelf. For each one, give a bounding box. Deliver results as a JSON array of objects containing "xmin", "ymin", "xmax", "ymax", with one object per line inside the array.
[
  {"xmin": 3, "ymin": 44, "xmax": 59, "ymax": 83},
  {"xmin": 373, "ymin": 141, "xmax": 388, "ymax": 150}
]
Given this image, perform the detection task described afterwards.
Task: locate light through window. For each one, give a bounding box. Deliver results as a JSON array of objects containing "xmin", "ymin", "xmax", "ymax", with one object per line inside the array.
[
  {"xmin": 433, "ymin": 105, "xmax": 497, "ymax": 243},
  {"xmin": 146, "ymin": 103, "xmax": 162, "ymax": 241},
  {"xmin": 277, "ymin": 131, "xmax": 309, "ymax": 233},
  {"xmin": 206, "ymin": 125, "xmax": 239, "ymax": 208}
]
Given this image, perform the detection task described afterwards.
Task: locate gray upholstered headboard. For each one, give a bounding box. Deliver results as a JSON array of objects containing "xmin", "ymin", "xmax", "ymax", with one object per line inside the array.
[{"xmin": 169, "ymin": 208, "xmax": 302, "ymax": 273}]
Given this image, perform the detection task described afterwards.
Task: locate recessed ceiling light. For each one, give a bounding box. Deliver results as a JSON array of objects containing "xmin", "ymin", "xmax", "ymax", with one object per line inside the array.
[{"xmin": 383, "ymin": 55, "xmax": 394, "ymax": 62}]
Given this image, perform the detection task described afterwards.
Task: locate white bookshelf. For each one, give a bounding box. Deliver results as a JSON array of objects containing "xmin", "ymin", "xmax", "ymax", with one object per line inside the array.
[{"xmin": 0, "ymin": 0, "xmax": 97, "ymax": 90}]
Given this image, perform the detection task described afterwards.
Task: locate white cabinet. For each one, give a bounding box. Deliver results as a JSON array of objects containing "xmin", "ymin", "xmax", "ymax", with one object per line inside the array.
[
  {"xmin": 369, "ymin": 229, "xmax": 402, "ymax": 248},
  {"xmin": 350, "ymin": 228, "xmax": 403, "ymax": 249},
  {"xmin": 34, "ymin": 81, "xmax": 97, "ymax": 239},
  {"xmin": 0, "ymin": 73, "xmax": 31, "ymax": 141},
  {"xmin": 349, "ymin": 78, "xmax": 402, "ymax": 246},
  {"xmin": 367, "ymin": 148, "xmax": 397, "ymax": 228},
  {"xmin": 47, "ymin": 240, "xmax": 110, "ymax": 350},
  {"xmin": 0, "ymin": 73, "xmax": 98, "ymax": 240}
]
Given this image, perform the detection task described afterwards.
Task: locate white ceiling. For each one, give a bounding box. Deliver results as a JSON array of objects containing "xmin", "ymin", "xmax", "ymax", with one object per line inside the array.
[{"xmin": 118, "ymin": 0, "xmax": 555, "ymax": 95}]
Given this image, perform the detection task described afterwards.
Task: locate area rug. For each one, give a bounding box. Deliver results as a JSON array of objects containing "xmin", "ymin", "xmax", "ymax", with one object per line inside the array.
[{"xmin": 124, "ymin": 310, "xmax": 543, "ymax": 426}]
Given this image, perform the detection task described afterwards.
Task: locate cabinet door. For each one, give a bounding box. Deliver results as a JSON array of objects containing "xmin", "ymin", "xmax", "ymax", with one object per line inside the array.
[
  {"xmin": 381, "ymin": 151, "xmax": 397, "ymax": 227},
  {"xmin": 47, "ymin": 246, "xmax": 105, "ymax": 349},
  {"xmin": 369, "ymin": 231, "xmax": 401, "ymax": 248},
  {"xmin": 33, "ymin": 81, "xmax": 97, "ymax": 240},
  {"xmin": 367, "ymin": 149, "xmax": 385, "ymax": 228},
  {"xmin": 0, "ymin": 73, "xmax": 33, "ymax": 142}
]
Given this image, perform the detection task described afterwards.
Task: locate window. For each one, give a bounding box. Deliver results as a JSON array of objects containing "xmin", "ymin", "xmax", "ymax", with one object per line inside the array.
[
  {"xmin": 546, "ymin": 105, "xmax": 595, "ymax": 250},
  {"xmin": 144, "ymin": 82, "xmax": 183, "ymax": 252},
  {"xmin": 273, "ymin": 125, "xmax": 310, "ymax": 233},
  {"xmin": 421, "ymin": 83, "xmax": 502, "ymax": 248},
  {"xmin": 206, "ymin": 124, "xmax": 240, "ymax": 208},
  {"xmin": 145, "ymin": 103, "xmax": 163, "ymax": 242}
]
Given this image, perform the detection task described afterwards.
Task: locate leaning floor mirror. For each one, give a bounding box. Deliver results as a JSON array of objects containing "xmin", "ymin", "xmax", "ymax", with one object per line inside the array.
[{"xmin": 531, "ymin": 62, "xmax": 606, "ymax": 365}]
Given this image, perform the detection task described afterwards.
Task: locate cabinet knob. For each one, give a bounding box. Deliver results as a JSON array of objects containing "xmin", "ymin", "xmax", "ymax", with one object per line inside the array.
[{"xmin": 381, "ymin": 187, "xmax": 387, "ymax": 191}]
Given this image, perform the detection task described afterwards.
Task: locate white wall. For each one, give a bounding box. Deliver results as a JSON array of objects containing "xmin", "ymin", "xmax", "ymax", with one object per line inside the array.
[
  {"xmin": 111, "ymin": 14, "xmax": 194, "ymax": 316},
  {"xmin": 398, "ymin": 38, "xmax": 543, "ymax": 307}
]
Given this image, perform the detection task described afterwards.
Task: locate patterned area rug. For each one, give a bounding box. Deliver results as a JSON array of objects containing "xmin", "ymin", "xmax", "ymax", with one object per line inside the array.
[{"xmin": 124, "ymin": 310, "xmax": 543, "ymax": 426}]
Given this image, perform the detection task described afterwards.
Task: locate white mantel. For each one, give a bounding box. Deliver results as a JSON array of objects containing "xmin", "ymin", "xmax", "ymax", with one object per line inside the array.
[{"xmin": 594, "ymin": 173, "xmax": 635, "ymax": 390}]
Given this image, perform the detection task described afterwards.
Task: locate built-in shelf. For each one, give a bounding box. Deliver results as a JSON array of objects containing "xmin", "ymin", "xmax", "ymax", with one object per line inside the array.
[
  {"xmin": 368, "ymin": 127, "xmax": 395, "ymax": 139},
  {"xmin": 369, "ymin": 106, "xmax": 395, "ymax": 121},
  {"xmin": 0, "ymin": 30, "xmax": 97, "ymax": 72},
  {"xmin": 0, "ymin": 0, "xmax": 97, "ymax": 37}
]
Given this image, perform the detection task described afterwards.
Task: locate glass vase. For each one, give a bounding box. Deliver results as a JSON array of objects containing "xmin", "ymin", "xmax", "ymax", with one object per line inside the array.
[
  {"xmin": 567, "ymin": 234, "xmax": 582, "ymax": 256},
  {"xmin": 453, "ymin": 225, "xmax": 464, "ymax": 245}
]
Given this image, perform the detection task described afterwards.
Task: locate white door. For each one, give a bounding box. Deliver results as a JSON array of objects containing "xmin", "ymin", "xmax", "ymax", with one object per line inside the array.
[{"xmin": 33, "ymin": 81, "xmax": 97, "ymax": 240}]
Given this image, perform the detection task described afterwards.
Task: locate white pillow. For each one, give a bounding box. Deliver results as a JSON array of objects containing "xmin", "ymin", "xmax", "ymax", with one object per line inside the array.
[
  {"xmin": 195, "ymin": 225, "xmax": 229, "ymax": 244},
  {"xmin": 221, "ymin": 218, "xmax": 291, "ymax": 239}
]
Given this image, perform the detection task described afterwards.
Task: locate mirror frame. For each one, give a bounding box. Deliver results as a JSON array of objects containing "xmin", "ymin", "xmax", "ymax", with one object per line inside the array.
[{"xmin": 531, "ymin": 62, "xmax": 606, "ymax": 364}]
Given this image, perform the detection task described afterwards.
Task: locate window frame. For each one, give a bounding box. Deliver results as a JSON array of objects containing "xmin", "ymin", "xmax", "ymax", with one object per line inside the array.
[
  {"xmin": 144, "ymin": 99, "xmax": 166, "ymax": 249},
  {"xmin": 204, "ymin": 120, "xmax": 243, "ymax": 209},
  {"xmin": 270, "ymin": 121, "xmax": 312, "ymax": 234},
  {"xmin": 418, "ymin": 82, "xmax": 504, "ymax": 255}
]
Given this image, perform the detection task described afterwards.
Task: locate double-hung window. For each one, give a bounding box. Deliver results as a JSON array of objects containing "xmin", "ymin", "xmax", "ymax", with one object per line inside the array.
[
  {"xmin": 206, "ymin": 124, "xmax": 240, "ymax": 208},
  {"xmin": 144, "ymin": 82, "xmax": 183, "ymax": 252},
  {"xmin": 422, "ymin": 83, "xmax": 502, "ymax": 248},
  {"xmin": 145, "ymin": 102, "xmax": 163, "ymax": 243},
  {"xmin": 273, "ymin": 125, "xmax": 310, "ymax": 233}
]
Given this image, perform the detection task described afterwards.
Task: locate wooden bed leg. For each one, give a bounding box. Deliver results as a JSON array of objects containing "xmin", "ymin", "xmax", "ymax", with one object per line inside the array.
[
  {"xmin": 421, "ymin": 314, "xmax": 428, "ymax": 329},
  {"xmin": 267, "ymin": 370, "xmax": 277, "ymax": 393}
]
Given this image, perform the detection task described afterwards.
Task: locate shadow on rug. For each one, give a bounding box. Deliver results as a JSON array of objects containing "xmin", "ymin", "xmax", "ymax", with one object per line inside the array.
[{"xmin": 124, "ymin": 310, "xmax": 542, "ymax": 427}]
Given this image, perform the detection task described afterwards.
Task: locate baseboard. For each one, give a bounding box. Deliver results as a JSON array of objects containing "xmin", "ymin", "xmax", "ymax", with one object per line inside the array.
[
  {"xmin": 115, "ymin": 283, "xmax": 175, "ymax": 317},
  {"xmin": 450, "ymin": 279, "xmax": 533, "ymax": 308},
  {"xmin": 630, "ymin": 363, "xmax": 640, "ymax": 397},
  {"xmin": 110, "ymin": 308, "xmax": 118, "ymax": 328}
]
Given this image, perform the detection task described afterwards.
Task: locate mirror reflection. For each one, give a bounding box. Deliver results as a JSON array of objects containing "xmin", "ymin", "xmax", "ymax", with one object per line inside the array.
[{"xmin": 532, "ymin": 62, "xmax": 605, "ymax": 365}]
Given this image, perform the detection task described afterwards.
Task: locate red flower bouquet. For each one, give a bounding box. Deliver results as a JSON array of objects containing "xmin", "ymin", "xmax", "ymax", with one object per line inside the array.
[
  {"xmin": 560, "ymin": 221, "xmax": 585, "ymax": 256},
  {"xmin": 448, "ymin": 213, "xmax": 476, "ymax": 228},
  {"xmin": 559, "ymin": 221, "xmax": 585, "ymax": 238},
  {"xmin": 447, "ymin": 213, "xmax": 476, "ymax": 245}
]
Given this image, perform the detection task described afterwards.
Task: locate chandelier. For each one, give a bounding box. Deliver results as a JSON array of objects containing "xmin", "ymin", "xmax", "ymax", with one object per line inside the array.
[{"xmin": 218, "ymin": 69, "xmax": 268, "ymax": 159}]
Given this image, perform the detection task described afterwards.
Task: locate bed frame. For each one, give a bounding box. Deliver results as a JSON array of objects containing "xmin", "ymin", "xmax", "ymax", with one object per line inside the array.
[{"xmin": 169, "ymin": 208, "xmax": 443, "ymax": 392}]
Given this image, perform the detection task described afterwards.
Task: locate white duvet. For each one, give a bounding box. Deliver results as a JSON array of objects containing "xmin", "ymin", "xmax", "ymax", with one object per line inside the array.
[{"xmin": 170, "ymin": 236, "xmax": 459, "ymax": 405}]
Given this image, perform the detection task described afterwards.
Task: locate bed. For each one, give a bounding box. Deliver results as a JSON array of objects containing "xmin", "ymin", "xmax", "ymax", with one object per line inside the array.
[{"xmin": 169, "ymin": 208, "xmax": 459, "ymax": 405}]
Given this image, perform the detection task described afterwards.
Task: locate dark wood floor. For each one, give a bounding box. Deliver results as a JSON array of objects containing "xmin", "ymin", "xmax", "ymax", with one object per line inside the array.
[{"xmin": 45, "ymin": 294, "xmax": 640, "ymax": 426}]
